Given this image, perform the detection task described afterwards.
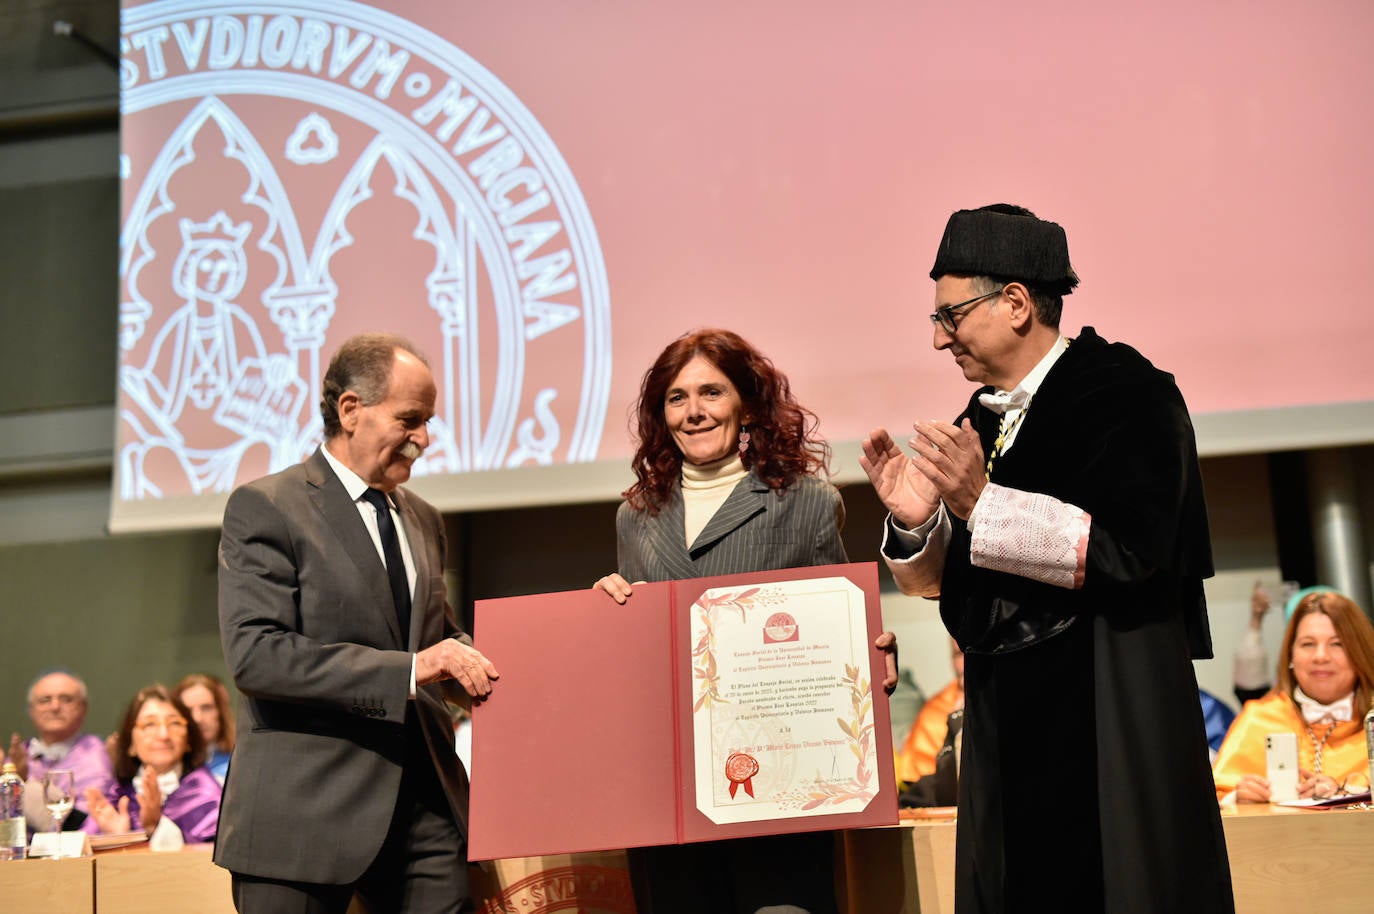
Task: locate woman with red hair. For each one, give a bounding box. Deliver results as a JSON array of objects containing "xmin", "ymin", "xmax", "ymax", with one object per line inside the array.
[{"xmin": 596, "ymin": 328, "xmax": 896, "ymax": 914}]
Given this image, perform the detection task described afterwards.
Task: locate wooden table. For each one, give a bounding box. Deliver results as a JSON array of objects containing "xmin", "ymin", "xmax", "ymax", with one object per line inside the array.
[
  {"xmin": 842, "ymin": 804, "xmax": 1374, "ymax": 914},
  {"xmin": 0, "ymin": 853, "xmax": 95, "ymax": 913},
  {"xmin": 95, "ymin": 844, "xmax": 233, "ymax": 914},
  {"xmin": 2, "ymin": 805, "xmax": 1369, "ymax": 913},
  {"xmin": 1221, "ymin": 803, "xmax": 1374, "ymax": 914}
]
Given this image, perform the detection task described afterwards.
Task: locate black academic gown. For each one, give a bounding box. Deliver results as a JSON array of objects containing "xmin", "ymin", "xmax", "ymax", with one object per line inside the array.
[{"xmin": 941, "ymin": 328, "xmax": 1234, "ymax": 914}]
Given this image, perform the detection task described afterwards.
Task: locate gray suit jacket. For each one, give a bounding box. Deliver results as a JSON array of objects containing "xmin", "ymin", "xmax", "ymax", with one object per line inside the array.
[
  {"xmin": 214, "ymin": 448, "xmax": 467, "ymax": 884},
  {"xmin": 617, "ymin": 471, "xmax": 847, "ymax": 583}
]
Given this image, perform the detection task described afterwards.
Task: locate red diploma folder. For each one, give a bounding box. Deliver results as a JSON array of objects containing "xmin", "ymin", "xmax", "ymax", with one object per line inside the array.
[{"xmin": 468, "ymin": 562, "xmax": 897, "ymax": 860}]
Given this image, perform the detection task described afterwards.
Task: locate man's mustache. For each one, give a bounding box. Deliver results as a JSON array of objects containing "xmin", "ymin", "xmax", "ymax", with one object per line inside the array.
[{"xmin": 397, "ymin": 442, "xmax": 423, "ymax": 460}]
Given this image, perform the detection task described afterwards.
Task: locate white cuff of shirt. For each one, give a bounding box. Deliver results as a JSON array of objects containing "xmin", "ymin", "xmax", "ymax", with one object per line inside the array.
[{"xmin": 883, "ymin": 507, "xmax": 944, "ymax": 557}]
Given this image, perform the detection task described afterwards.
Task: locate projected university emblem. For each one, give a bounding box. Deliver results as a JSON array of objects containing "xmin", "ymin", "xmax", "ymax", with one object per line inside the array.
[{"xmin": 117, "ymin": 0, "xmax": 611, "ymax": 500}]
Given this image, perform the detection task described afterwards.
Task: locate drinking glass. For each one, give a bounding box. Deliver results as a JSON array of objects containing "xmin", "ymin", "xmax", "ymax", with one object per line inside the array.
[{"xmin": 42, "ymin": 769, "xmax": 75, "ymax": 858}]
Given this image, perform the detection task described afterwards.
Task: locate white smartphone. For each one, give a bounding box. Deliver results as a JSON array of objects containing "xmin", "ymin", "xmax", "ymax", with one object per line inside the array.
[{"xmin": 1265, "ymin": 732, "xmax": 1300, "ymax": 802}]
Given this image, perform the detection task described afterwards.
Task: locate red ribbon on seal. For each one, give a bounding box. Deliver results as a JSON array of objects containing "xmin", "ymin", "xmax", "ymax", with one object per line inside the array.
[{"xmin": 725, "ymin": 752, "xmax": 760, "ymax": 799}]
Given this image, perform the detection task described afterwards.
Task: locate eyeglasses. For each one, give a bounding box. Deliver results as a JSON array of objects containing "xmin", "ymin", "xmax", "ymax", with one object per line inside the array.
[
  {"xmin": 32, "ymin": 693, "xmax": 82, "ymax": 707},
  {"xmin": 134, "ymin": 717, "xmax": 188, "ymax": 735},
  {"xmin": 1314, "ymin": 770, "xmax": 1371, "ymax": 800},
  {"xmin": 928, "ymin": 287, "xmax": 1005, "ymax": 335}
]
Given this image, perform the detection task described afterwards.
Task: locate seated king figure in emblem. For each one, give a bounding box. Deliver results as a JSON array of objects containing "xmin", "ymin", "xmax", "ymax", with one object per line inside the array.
[{"xmin": 118, "ymin": 211, "xmax": 280, "ymax": 498}]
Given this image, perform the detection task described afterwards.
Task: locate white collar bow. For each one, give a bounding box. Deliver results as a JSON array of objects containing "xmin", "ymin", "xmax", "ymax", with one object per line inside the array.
[
  {"xmin": 1293, "ymin": 686, "xmax": 1354, "ymax": 724},
  {"xmin": 28, "ymin": 739, "xmax": 71, "ymax": 762},
  {"xmin": 977, "ymin": 387, "xmax": 1032, "ymax": 415}
]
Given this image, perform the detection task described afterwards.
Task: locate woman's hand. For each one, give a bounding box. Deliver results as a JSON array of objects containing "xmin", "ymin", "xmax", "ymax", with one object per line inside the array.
[
  {"xmin": 1298, "ymin": 769, "xmax": 1339, "ymax": 800},
  {"xmin": 137, "ymin": 767, "xmax": 163, "ymax": 833},
  {"xmin": 594, "ymin": 573, "xmax": 640, "ymax": 605},
  {"xmin": 1233, "ymin": 773, "xmax": 1272, "ymax": 804},
  {"xmin": 84, "ymin": 786, "xmax": 131, "ymax": 834},
  {"xmin": 874, "ymin": 631, "xmax": 899, "ymax": 694}
]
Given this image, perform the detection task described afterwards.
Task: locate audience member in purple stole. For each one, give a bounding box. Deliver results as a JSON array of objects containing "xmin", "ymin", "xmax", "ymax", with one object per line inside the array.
[
  {"xmin": 82, "ymin": 684, "xmax": 222, "ymax": 844},
  {"xmin": 5, "ymin": 670, "xmax": 115, "ymax": 831}
]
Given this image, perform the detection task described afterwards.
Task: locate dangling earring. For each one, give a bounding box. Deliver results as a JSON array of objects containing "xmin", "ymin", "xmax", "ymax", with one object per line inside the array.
[{"xmin": 738, "ymin": 425, "xmax": 751, "ymax": 456}]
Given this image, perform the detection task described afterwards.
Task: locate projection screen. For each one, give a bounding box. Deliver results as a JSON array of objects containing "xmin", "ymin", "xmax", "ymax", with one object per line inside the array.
[{"xmin": 113, "ymin": 0, "xmax": 1374, "ymax": 531}]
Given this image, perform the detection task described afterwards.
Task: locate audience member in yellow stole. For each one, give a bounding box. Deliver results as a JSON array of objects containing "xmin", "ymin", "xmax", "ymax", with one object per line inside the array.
[
  {"xmin": 897, "ymin": 640, "xmax": 963, "ymax": 784},
  {"xmin": 1212, "ymin": 591, "xmax": 1374, "ymax": 803}
]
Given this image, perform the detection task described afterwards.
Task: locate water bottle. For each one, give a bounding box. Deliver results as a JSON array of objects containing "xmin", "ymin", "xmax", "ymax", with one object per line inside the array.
[{"xmin": 0, "ymin": 761, "xmax": 25, "ymax": 860}]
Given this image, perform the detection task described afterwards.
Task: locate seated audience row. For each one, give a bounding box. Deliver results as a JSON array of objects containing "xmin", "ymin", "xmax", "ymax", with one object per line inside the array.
[
  {"xmin": 894, "ymin": 588, "xmax": 1374, "ymax": 809},
  {"xmin": 3, "ymin": 671, "xmax": 234, "ymax": 844}
]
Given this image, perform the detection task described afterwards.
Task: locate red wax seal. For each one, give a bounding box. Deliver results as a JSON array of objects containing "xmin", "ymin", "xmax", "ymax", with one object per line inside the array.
[
  {"xmin": 762, "ymin": 611, "xmax": 799, "ymax": 643},
  {"xmin": 725, "ymin": 752, "xmax": 760, "ymax": 799}
]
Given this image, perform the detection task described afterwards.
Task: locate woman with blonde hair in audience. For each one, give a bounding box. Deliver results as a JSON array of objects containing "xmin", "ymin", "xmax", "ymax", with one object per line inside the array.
[
  {"xmin": 1212, "ymin": 591, "xmax": 1374, "ymax": 803},
  {"xmin": 82, "ymin": 684, "xmax": 222, "ymax": 842},
  {"xmin": 175, "ymin": 673, "xmax": 235, "ymax": 783}
]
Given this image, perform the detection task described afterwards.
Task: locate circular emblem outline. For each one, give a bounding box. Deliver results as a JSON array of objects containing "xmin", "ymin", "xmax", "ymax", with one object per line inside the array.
[{"xmin": 118, "ymin": 0, "xmax": 612, "ymax": 501}]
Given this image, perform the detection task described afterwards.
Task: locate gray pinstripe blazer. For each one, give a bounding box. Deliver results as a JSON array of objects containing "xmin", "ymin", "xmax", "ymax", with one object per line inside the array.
[{"xmin": 616, "ymin": 470, "xmax": 847, "ymax": 583}]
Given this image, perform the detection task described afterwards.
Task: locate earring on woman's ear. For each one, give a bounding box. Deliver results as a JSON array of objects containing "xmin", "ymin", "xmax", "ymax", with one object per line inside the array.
[{"xmin": 738, "ymin": 425, "xmax": 751, "ymax": 456}]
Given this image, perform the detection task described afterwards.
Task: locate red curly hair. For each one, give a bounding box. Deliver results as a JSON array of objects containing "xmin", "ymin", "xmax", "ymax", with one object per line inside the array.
[{"xmin": 624, "ymin": 329, "xmax": 831, "ymax": 513}]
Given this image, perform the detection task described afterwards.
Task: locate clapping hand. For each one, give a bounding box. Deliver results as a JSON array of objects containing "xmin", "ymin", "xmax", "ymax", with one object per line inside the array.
[
  {"xmin": 137, "ymin": 767, "xmax": 164, "ymax": 832},
  {"xmin": 84, "ymin": 786, "xmax": 132, "ymax": 834},
  {"xmin": 6, "ymin": 733, "xmax": 28, "ymax": 780},
  {"xmin": 860, "ymin": 428, "xmax": 942, "ymax": 529},
  {"xmin": 907, "ymin": 419, "xmax": 986, "ymax": 520}
]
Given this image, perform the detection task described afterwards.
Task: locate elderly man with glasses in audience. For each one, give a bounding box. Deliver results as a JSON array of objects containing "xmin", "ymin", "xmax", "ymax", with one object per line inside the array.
[{"xmin": 5, "ymin": 670, "xmax": 115, "ymax": 832}]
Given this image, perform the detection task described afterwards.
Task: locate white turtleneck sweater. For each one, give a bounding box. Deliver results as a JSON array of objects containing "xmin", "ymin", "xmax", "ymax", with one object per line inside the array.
[{"xmin": 681, "ymin": 453, "xmax": 748, "ymax": 547}]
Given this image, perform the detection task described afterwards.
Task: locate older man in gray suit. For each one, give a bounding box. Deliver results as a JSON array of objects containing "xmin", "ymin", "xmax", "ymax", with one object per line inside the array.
[{"xmin": 216, "ymin": 333, "xmax": 498, "ymax": 913}]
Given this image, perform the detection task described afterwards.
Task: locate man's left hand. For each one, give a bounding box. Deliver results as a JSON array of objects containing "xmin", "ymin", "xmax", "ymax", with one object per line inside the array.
[
  {"xmin": 909, "ymin": 418, "xmax": 986, "ymax": 519},
  {"xmin": 417, "ymin": 638, "xmax": 500, "ymax": 699}
]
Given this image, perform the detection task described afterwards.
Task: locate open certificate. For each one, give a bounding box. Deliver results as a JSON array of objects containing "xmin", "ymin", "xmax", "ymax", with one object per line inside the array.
[
  {"xmin": 691, "ymin": 577, "xmax": 879, "ymax": 824},
  {"xmin": 469, "ymin": 562, "xmax": 897, "ymax": 861}
]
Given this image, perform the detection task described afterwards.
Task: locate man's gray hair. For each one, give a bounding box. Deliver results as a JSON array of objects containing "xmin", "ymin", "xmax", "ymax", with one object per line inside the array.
[
  {"xmin": 27, "ymin": 669, "xmax": 89, "ymax": 706},
  {"xmin": 319, "ymin": 333, "xmax": 428, "ymax": 440}
]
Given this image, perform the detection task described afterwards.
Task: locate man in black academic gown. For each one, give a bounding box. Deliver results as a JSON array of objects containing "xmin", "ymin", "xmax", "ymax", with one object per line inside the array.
[{"xmin": 860, "ymin": 205, "xmax": 1235, "ymax": 914}]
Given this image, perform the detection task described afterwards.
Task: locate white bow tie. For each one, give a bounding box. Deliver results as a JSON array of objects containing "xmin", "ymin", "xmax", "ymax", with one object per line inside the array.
[
  {"xmin": 1293, "ymin": 687, "xmax": 1353, "ymax": 724},
  {"xmin": 29, "ymin": 741, "xmax": 68, "ymax": 762},
  {"xmin": 978, "ymin": 387, "xmax": 1031, "ymax": 415}
]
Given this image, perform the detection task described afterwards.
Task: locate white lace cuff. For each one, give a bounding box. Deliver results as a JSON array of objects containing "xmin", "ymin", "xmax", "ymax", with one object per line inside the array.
[{"xmin": 967, "ymin": 483, "xmax": 1090, "ymax": 590}]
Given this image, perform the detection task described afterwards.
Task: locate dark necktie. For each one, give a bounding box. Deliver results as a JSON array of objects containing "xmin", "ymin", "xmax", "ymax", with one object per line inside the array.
[{"xmin": 361, "ymin": 487, "xmax": 412, "ymax": 640}]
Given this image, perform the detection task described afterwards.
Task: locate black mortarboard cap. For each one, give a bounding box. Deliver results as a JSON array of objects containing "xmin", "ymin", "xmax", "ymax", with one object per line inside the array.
[{"xmin": 930, "ymin": 204, "xmax": 1080, "ymax": 295}]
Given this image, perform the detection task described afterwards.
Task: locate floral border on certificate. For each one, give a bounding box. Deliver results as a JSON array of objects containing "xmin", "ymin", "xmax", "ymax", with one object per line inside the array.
[
  {"xmin": 691, "ymin": 586, "xmax": 762, "ymax": 711},
  {"xmin": 691, "ymin": 585, "xmax": 876, "ymax": 809}
]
